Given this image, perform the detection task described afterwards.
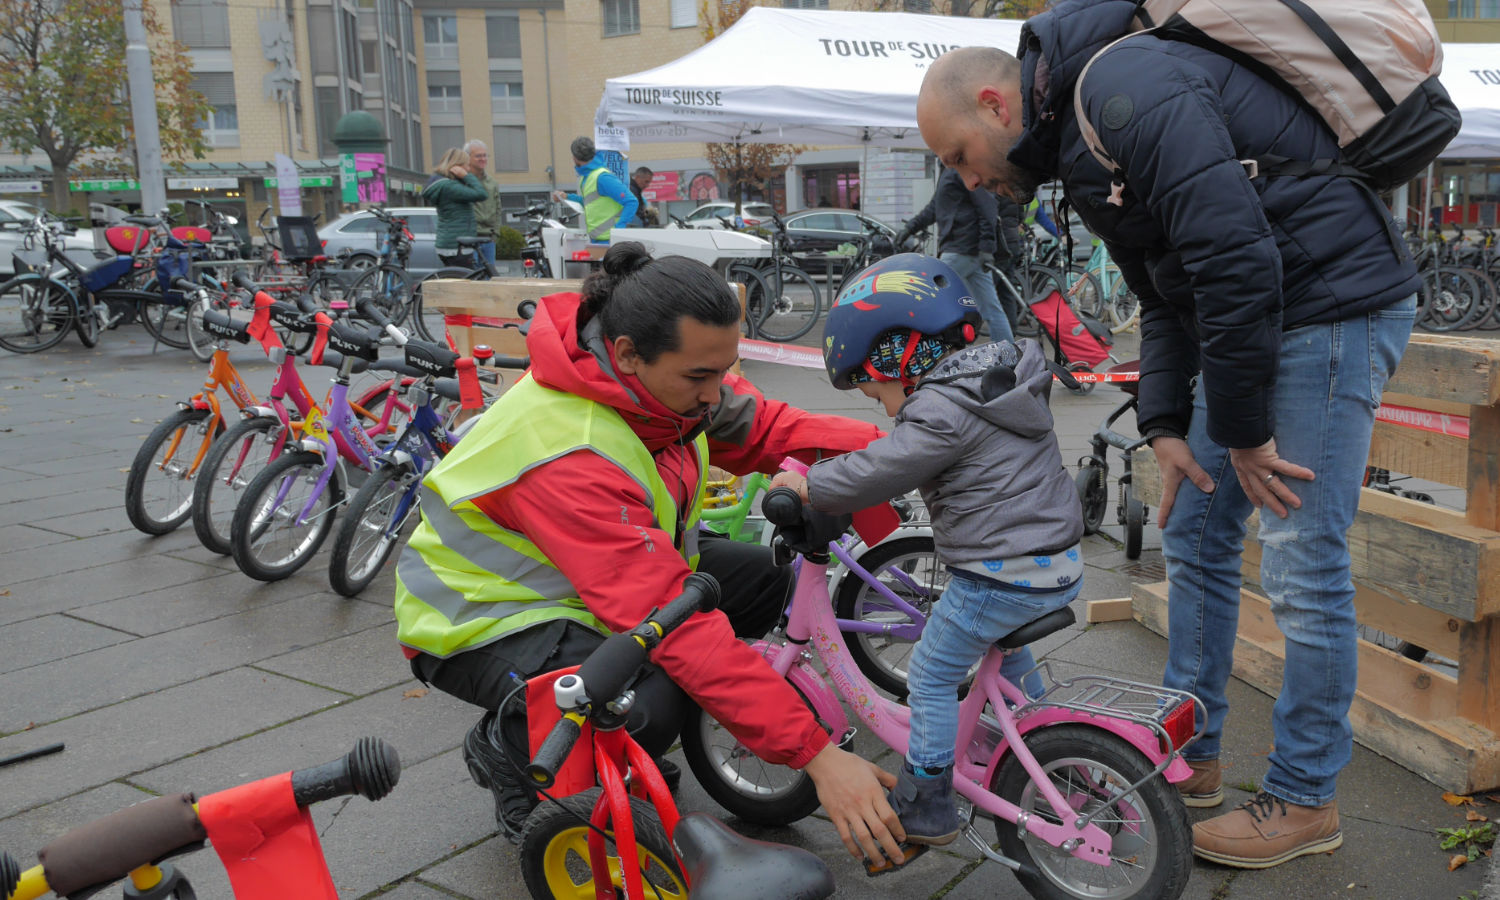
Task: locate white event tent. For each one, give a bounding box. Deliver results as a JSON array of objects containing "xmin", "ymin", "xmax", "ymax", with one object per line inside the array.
[{"xmin": 596, "ymin": 7, "xmax": 1500, "ymax": 162}]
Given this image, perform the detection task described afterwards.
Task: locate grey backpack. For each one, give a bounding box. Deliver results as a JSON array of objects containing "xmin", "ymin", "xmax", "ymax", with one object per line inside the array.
[{"xmin": 1075, "ymin": 0, "xmax": 1461, "ymax": 203}]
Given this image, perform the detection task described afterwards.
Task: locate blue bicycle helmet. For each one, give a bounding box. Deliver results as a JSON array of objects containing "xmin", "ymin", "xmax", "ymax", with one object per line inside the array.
[{"xmin": 822, "ymin": 253, "xmax": 980, "ymax": 390}]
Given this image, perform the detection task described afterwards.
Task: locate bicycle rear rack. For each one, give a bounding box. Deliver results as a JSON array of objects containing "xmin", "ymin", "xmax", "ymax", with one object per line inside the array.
[{"xmin": 1024, "ymin": 664, "xmax": 1202, "ymax": 754}]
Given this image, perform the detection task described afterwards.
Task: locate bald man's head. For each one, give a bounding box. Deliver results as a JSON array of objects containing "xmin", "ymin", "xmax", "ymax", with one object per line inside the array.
[{"xmin": 916, "ymin": 46, "xmax": 1039, "ymax": 202}]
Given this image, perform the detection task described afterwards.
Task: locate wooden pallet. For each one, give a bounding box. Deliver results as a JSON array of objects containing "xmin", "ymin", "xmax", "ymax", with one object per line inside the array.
[{"xmin": 1129, "ymin": 333, "xmax": 1500, "ymax": 793}]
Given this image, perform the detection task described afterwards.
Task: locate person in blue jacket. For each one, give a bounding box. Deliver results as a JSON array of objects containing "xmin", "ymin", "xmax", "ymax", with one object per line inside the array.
[
  {"xmin": 915, "ymin": 0, "xmax": 1418, "ymax": 871},
  {"xmin": 552, "ymin": 136, "xmax": 639, "ymax": 243}
]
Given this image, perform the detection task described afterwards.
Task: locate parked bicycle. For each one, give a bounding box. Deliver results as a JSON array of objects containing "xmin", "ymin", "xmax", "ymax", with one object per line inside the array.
[{"xmin": 346, "ymin": 205, "xmax": 418, "ymax": 327}]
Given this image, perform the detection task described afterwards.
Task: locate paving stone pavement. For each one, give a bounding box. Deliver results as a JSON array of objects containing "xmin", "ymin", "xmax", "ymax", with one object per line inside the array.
[{"xmin": 0, "ymin": 328, "xmax": 1491, "ymax": 899}]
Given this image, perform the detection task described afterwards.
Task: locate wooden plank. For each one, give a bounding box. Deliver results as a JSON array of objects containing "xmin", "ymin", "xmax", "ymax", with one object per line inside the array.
[
  {"xmin": 1460, "ymin": 616, "xmax": 1500, "ymax": 732},
  {"xmin": 1468, "ymin": 404, "xmax": 1500, "ymax": 531},
  {"xmin": 1085, "ymin": 598, "xmax": 1135, "ymax": 623},
  {"xmin": 1132, "ymin": 581, "xmax": 1500, "ymax": 792},
  {"xmin": 1385, "ymin": 333, "xmax": 1500, "ymax": 406},
  {"xmin": 1382, "ymin": 391, "xmax": 1472, "ymax": 418},
  {"xmin": 1131, "ymin": 451, "xmax": 1162, "ymax": 508},
  {"xmin": 1367, "ymin": 420, "xmax": 1467, "ymax": 488},
  {"xmin": 1353, "ymin": 490, "xmax": 1500, "ymax": 621}
]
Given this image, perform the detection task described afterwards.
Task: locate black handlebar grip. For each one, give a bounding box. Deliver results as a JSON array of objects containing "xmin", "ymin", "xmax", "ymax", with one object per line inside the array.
[
  {"xmin": 289, "ymin": 737, "xmax": 402, "ymax": 806},
  {"xmin": 231, "ymin": 271, "xmax": 259, "ymax": 293},
  {"xmin": 1, "ymin": 851, "xmax": 18, "ymax": 898},
  {"xmin": 357, "ymin": 297, "xmax": 393, "ymax": 328},
  {"xmin": 171, "ymin": 277, "xmax": 197, "ymax": 293},
  {"xmin": 517, "ymin": 299, "xmax": 537, "ymax": 320},
  {"xmin": 526, "ymin": 714, "xmax": 583, "ymax": 789},
  {"xmin": 488, "ymin": 355, "xmax": 530, "ymax": 370},
  {"xmin": 293, "ymin": 287, "xmax": 322, "ymax": 315},
  {"xmin": 575, "ymin": 632, "xmax": 650, "ymax": 714},
  {"xmin": 762, "ymin": 486, "xmax": 805, "ymax": 528},
  {"xmin": 650, "ymin": 572, "xmax": 721, "ymax": 637}
]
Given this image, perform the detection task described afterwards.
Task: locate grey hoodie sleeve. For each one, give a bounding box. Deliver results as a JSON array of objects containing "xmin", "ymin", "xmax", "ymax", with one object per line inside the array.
[{"xmin": 805, "ymin": 396, "xmax": 960, "ymax": 514}]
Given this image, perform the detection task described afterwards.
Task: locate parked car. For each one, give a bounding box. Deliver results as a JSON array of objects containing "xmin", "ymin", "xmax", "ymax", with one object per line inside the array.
[
  {"xmin": 317, "ymin": 207, "xmax": 441, "ymax": 275},
  {"xmin": 681, "ymin": 201, "xmax": 777, "ymax": 230},
  {"xmin": 0, "ymin": 200, "xmax": 100, "ymax": 278},
  {"xmin": 782, "ymin": 208, "xmax": 899, "ymax": 274}
]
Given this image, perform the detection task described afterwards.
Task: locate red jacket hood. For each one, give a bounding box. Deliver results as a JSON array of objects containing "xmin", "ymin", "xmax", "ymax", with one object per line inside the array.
[{"xmin": 527, "ymin": 291, "xmax": 706, "ymax": 452}]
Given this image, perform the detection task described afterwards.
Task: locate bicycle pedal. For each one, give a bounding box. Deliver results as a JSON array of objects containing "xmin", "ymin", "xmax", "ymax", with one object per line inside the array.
[{"xmin": 863, "ymin": 842, "xmax": 927, "ymax": 877}]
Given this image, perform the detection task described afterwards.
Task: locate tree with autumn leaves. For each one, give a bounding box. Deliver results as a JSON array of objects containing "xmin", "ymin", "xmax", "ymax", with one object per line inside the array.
[{"xmin": 0, "ymin": 0, "xmax": 208, "ymax": 210}]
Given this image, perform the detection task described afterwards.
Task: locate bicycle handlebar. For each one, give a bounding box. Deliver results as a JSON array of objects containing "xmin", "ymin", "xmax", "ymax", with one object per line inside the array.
[
  {"xmin": 762, "ymin": 486, "xmax": 805, "ymax": 528},
  {"xmin": 527, "ymin": 573, "xmax": 721, "ymax": 786},
  {"xmin": 230, "ymin": 270, "xmax": 259, "ymax": 294},
  {"xmin": 352, "ymin": 297, "xmax": 408, "ymax": 347},
  {"xmin": 171, "ymin": 277, "xmax": 200, "ymax": 295}
]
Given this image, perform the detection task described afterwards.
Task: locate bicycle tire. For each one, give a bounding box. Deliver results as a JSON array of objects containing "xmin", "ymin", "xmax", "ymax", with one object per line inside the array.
[
  {"xmin": 230, "ymin": 450, "xmax": 339, "ymax": 582},
  {"xmin": 754, "ymin": 264, "xmax": 822, "ymax": 342},
  {"xmin": 1064, "ymin": 266, "xmax": 1104, "ymax": 320},
  {"xmin": 992, "ymin": 724, "xmax": 1192, "ymax": 900},
  {"xmin": 726, "ymin": 263, "xmax": 770, "ymax": 339},
  {"xmin": 1457, "ymin": 266, "xmax": 1496, "ymax": 332},
  {"xmin": 191, "ymin": 415, "xmax": 287, "ymax": 555},
  {"xmin": 327, "ymin": 462, "xmax": 417, "ymax": 596},
  {"xmin": 131, "ymin": 278, "xmax": 194, "ymax": 350},
  {"xmin": 411, "ymin": 267, "xmax": 475, "ymax": 343},
  {"xmin": 833, "ymin": 535, "xmax": 947, "ymax": 697},
  {"xmin": 184, "ymin": 284, "xmax": 234, "ymax": 362},
  {"xmin": 1107, "ymin": 273, "xmax": 1140, "ymax": 333},
  {"xmin": 73, "ymin": 293, "xmax": 101, "ymax": 348},
  {"xmin": 518, "ymin": 787, "xmax": 687, "ymax": 900},
  {"xmin": 1423, "ymin": 266, "xmax": 1479, "ymax": 333},
  {"xmin": 0, "ymin": 274, "xmax": 76, "ymax": 353},
  {"xmin": 125, "ymin": 407, "xmax": 216, "ymax": 535},
  {"xmin": 349, "ymin": 264, "xmax": 414, "ymax": 328}
]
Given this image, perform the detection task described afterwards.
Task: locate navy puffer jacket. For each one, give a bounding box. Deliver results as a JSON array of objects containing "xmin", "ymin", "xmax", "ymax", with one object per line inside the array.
[{"xmin": 1009, "ymin": 0, "xmax": 1420, "ymax": 449}]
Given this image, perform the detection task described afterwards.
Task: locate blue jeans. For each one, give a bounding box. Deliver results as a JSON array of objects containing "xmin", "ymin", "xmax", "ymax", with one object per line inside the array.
[
  {"xmin": 940, "ymin": 251, "xmax": 1014, "ymax": 344},
  {"xmin": 1162, "ymin": 296, "xmax": 1415, "ymax": 806},
  {"xmin": 907, "ymin": 570, "xmax": 1081, "ymax": 768},
  {"xmin": 477, "ymin": 240, "xmax": 496, "ymax": 266}
]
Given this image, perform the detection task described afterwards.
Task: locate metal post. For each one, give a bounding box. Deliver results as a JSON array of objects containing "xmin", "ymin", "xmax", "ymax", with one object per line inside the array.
[{"xmin": 123, "ymin": 0, "xmax": 166, "ymax": 215}]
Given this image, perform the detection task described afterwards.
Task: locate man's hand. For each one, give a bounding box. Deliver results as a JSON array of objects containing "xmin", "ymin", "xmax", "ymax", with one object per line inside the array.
[
  {"xmin": 1152, "ymin": 436, "xmax": 1215, "ymax": 529},
  {"xmin": 770, "ymin": 471, "xmax": 810, "ymax": 503},
  {"xmin": 803, "ymin": 743, "xmax": 904, "ymax": 863},
  {"xmin": 1229, "ymin": 438, "xmax": 1315, "ymax": 519}
]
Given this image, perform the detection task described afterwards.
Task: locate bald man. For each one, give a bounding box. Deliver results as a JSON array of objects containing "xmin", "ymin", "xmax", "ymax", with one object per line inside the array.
[{"xmin": 917, "ymin": 1, "xmax": 1418, "ymax": 870}]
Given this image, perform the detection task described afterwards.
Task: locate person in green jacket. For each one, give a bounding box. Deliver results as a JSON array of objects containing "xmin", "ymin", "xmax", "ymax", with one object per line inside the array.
[{"xmin": 423, "ymin": 146, "xmax": 490, "ymax": 267}]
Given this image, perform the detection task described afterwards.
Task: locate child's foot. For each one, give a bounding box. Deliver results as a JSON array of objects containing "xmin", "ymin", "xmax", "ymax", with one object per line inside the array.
[{"xmin": 887, "ymin": 763, "xmax": 962, "ymax": 846}]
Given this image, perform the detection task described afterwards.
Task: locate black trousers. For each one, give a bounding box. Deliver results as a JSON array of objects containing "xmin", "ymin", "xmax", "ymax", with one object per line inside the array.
[{"xmin": 411, "ymin": 531, "xmax": 791, "ymax": 760}]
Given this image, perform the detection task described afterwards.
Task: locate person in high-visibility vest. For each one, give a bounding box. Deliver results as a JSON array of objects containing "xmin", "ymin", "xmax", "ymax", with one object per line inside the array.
[
  {"xmin": 552, "ymin": 136, "xmax": 638, "ymax": 243},
  {"xmin": 394, "ymin": 242, "xmax": 909, "ymax": 863}
]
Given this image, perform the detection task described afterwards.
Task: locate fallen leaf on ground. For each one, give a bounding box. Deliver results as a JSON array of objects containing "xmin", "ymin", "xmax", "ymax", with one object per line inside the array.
[
  {"xmin": 22, "ymin": 722, "xmax": 35, "ymax": 731},
  {"xmin": 402, "ymin": 688, "xmax": 428, "ymax": 699},
  {"xmin": 1449, "ymin": 853, "xmax": 1468, "ymax": 871},
  {"xmin": 1444, "ymin": 792, "xmax": 1477, "ymax": 806},
  {"xmin": 1468, "ymin": 810, "xmax": 1488, "ymax": 822}
]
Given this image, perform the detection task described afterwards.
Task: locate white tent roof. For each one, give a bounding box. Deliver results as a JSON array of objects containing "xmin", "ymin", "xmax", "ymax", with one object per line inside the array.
[
  {"xmin": 596, "ymin": 7, "xmax": 1023, "ymax": 148},
  {"xmin": 599, "ymin": 8, "xmax": 1500, "ymax": 159}
]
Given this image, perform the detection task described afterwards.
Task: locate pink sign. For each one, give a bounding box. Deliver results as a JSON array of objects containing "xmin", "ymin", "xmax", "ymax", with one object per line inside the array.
[
  {"xmin": 355, "ymin": 153, "xmax": 387, "ymax": 204},
  {"xmin": 644, "ymin": 172, "xmax": 680, "ymax": 202}
]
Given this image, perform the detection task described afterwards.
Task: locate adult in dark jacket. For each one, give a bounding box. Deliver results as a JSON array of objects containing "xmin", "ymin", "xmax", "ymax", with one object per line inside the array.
[
  {"xmin": 897, "ymin": 166, "xmax": 1013, "ymax": 342},
  {"xmin": 915, "ymin": 0, "xmax": 1419, "ymax": 870}
]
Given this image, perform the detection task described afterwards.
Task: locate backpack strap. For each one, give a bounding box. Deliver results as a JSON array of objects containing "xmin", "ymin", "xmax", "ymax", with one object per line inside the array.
[{"xmin": 1073, "ymin": 32, "xmax": 1143, "ymax": 207}]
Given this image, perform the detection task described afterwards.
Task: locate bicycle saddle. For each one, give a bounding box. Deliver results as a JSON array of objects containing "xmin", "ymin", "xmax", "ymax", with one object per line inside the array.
[
  {"xmin": 673, "ymin": 813, "xmax": 834, "ymax": 900},
  {"xmin": 123, "ymin": 214, "xmax": 160, "ymax": 227},
  {"xmin": 454, "ymin": 236, "xmax": 490, "ymax": 249},
  {"xmin": 997, "ymin": 606, "xmax": 1077, "ymax": 650}
]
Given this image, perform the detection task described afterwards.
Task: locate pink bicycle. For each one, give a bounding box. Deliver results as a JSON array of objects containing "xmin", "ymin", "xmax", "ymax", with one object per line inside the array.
[{"xmin": 679, "ymin": 477, "xmax": 1201, "ymax": 899}]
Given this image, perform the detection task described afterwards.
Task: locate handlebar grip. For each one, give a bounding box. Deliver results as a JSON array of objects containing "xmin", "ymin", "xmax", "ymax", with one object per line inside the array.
[
  {"xmin": 574, "ymin": 633, "xmax": 650, "ymax": 715},
  {"xmin": 1, "ymin": 851, "xmax": 18, "ymax": 898},
  {"xmin": 231, "ymin": 270, "xmax": 259, "ymax": 293},
  {"xmin": 526, "ymin": 712, "xmax": 583, "ymax": 789},
  {"xmin": 293, "ymin": 287, "xmax": 321, "ymax": 315},
  {"xmin": 171, "ymin": 277, "xmax": 198, "ymax": 293},
  {"xmin": 517, "ymin": 299, "xmax": 537, "ymax": 320},
  {"xmin": 356, "ymin": 296, "xmax": 393, "ymax": 329},
  {"xmin": 651, "ymin": 572, "xmax": 721, "ymax": 637},
  {"xmin": 762, "ymin": 487, "xmax": 805, "ymax": 527},
  {"xmin": 485, "ymin": 354, "xmax": 530, "ymax": 370},
  {"xmin": 288, "ymin": 737, "xmax": 402, "ymax": 806}
]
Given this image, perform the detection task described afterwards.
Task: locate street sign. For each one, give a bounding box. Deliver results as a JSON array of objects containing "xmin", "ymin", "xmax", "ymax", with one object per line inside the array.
[
  {"xmin": 69, "ymin": 179, "xmax": 140, "ymax": 192},
  {"xmin": 168, "ymin": 176, "xmax": 239, "ymax": 190},
  {"xmin": 0, "ymin": 181, "xmax": 44, "ymax": 194},
  {"xmin": 341, "ymin": 154, "xmax": 358, "ymax": 204},
  {"xmin": 263, "ymin": 175, "xmax": 334, "ymax": 188}
]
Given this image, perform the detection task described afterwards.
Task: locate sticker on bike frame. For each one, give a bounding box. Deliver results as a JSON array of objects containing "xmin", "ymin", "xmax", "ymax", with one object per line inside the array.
[{"xmin": 302, "ymin": 407, "xmax": 332, "ymax": 446}]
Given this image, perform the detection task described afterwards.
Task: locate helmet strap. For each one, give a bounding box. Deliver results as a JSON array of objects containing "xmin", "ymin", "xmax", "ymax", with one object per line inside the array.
[{"xmin": 859, "ymin": 329, "xmax": 924, "ymax": 395}]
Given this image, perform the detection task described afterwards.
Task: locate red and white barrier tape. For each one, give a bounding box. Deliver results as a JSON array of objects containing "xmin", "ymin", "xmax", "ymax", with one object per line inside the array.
[{"xmin": 1374, "ymin": 403, "xmax": 1470, "ymax": 439}]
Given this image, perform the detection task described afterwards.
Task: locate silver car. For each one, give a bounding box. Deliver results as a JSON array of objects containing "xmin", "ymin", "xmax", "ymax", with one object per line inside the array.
[
  {"xmin": 317, "ymin": 207, "xmax": 441, "ymax": 276},
  {"xmin": 0, "ymin": 201, "xmax": 100, "ymax": 278}
]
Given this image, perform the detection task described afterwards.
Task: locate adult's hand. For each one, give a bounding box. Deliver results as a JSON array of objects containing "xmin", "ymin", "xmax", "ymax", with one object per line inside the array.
[
  {"xmin": 802, "ymin": 743, "xmax": 904, "ymax": 864},
  {"xmin": 1228, "ymin": 438, "xmax": 1315, "ymax": 519},
  {"xmin": 448, "ymin": 165, "xmax": 469, "ymax": 179},
  {"xmin": 1152, "ymin": 436, "xmax": 1215, "ymax": 529}
]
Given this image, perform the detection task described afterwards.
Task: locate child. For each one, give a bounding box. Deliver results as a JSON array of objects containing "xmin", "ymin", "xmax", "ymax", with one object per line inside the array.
[{"xmin": 772, "ymin": 253, "xmax": 1084, "ymax": 846}]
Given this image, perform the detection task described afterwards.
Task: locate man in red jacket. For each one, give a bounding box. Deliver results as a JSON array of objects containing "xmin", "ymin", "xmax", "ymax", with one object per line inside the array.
[{"xmin": 397, "ymin": 243, "xmax": 906, "ymax": 865}]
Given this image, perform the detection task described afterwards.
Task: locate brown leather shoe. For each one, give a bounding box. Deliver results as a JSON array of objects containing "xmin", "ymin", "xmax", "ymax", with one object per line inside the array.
[
  {"xmin": 1192, "ymin": 791, "xmax": 1341, "ymax": 868},
  {"xmin": 1177, "ymin": 757, "xmax": 1223, "ymax": 808}
]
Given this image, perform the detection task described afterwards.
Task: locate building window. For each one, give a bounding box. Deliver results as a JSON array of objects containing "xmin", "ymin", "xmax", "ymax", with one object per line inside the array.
[
  {"xmin": 670, "ymin": 0, "xmax": 695, "ymax": 28},
  {"xmin": 487, "ymin": 14, "xmax": 521, "ymax": 59},
  {"xmin": 602, "ymin": 0, "xmax": 639, "ymax": 37},
  {"xmin": 490, "ymin": 80, "xmax": 524, "ymax": 115},
  {"xmin": 901, "ymin": 0, "xmax": 932, "ymax": 10},
  {"xmin": 423, "ymin": 15, "xmax": 458, "ymax": 60},
  {"xmin": 431, "ymin": 125, "xmax": 465, "ymax": 161},
  {"xmin": 428, "ymin": 84, "xmax": 463, "ymax": 115},
  {"xmin": 783, "ymin": 0, "xmax": 828, "ymax": 8},
  {"xmin": 492, "ymin": 125, "xmax": 527, "ymax": 171},
  {"xmin": 173, "ymin": 0, "xmax": 230, "ymax": 48},
  {"xmin": 192, "ymin": 73, "xmax": 239, "ymax": 147},
  {"xmin": 1450, "ymin": 0, "xmax": 1500, "ymax": 15}
]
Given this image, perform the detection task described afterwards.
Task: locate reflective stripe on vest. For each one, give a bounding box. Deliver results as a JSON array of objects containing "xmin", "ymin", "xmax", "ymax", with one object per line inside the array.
[
  {"xmin": 394, "ymin": 373, "xmax": 709, "ymax": 658},
  {"xmin": 582, "ymin": 167, "xmax": 624, "ymax": 242}
]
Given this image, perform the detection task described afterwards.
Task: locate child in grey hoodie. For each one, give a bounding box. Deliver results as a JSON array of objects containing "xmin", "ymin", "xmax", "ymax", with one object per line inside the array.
[{"xmin": 773, "ymin": 253, "xmax": 1084, "ymax": 848}]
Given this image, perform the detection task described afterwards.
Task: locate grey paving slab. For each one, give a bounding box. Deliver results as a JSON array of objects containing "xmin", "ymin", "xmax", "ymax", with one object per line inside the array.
[
  {"xmin": 0, "ymin": 614, "xmax": 134, "ymax": 674},
  {"xmin": 256, "ymin": 624, "xmax": 409, "ymax": 697},
  {"xmin": 0, "ymin": 524, "xmax": 63, "ymax": 554},
  {"xmin": 71, "ymin": 568, "xmax": 326, "ymax": 635},
  {"xmin": 0, "ymin": 592, "xmax": 392, "ymax": 731},
  {"xmin": 4, "ymin": 486, "xmax": 130, "ymax": 528},
  {"xmin": 1043, "ymin": 620, "xmax": 1171, "ymax": 681},
  {"xmin": 3, "ymin": 448, "xmax": 122, "ymax": 479},
  {"xmin": 1, "ymin": 554, "xmax": 228, "ymax": 628},
  {"xmin": 361, "ymin": 882, "xmax": 465, "ymax": 900},
  {"xmin": 25, "ymin": 505, "xmax": 136, "ymax": 538},
  {"xmin": 133, "ymin": 683, "xmax": 478, "ymax": 795},
  {"xmin": 0, "ymin": 667, "xmax": 342, "ymax": 817},
  {"xmin": 1, "ymin": 522, "xmax": 157, "ymax": 585},
  {"xmin": 0, "ymin": 466, "xmax": 135, "ymax": 505}
]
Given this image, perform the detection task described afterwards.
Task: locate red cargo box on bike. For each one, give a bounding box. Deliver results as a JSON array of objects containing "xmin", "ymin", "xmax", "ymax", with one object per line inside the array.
[
  {"xmin": 172, "ymin": 225, "xmax": 214, "ymax": 244},
  {"xmin": 104, "ymin": 225, "xmax": 150, "ymax": 254}
]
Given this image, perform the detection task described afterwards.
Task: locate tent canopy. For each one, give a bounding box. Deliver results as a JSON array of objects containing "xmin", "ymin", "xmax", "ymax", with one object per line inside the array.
[
  {"xmin": 1436, "ymin": 43, "xmax": 1500, "ymax": 159},
  {"xmin": 596, "ymin": 7, "xmax": 1023, "ymax": 148}
]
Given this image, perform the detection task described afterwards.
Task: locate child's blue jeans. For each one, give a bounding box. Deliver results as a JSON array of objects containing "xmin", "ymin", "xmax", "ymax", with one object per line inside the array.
[{"xmin": 906, "ymin": 570, "xmax": 1081, "ymax": 769}]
